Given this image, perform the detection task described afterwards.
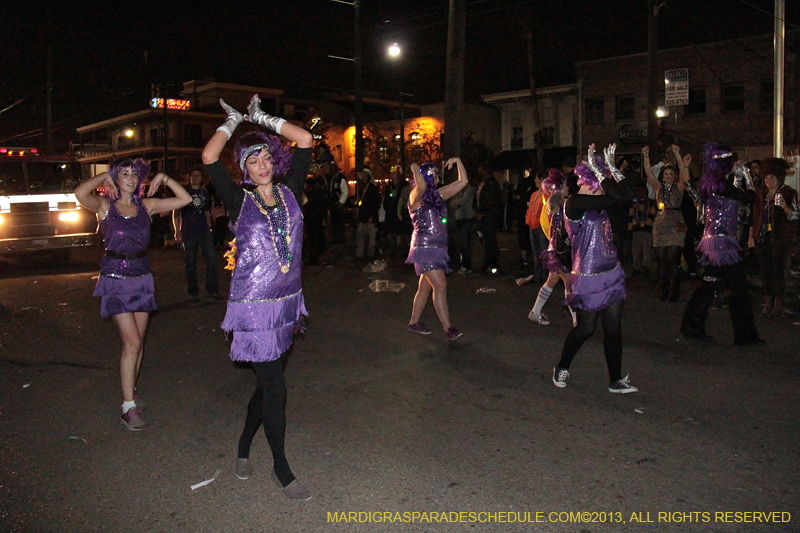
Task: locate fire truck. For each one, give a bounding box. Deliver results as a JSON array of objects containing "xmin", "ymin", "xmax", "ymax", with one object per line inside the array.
[{"xmin": 0, "ymin": 147, "xmax": 98, "ymax": 261}]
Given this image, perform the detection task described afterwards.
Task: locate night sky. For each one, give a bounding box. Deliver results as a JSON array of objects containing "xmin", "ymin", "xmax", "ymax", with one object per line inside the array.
[{"xmin": 0, "ymin": 0, "xmax": 796, "ymax": 148}]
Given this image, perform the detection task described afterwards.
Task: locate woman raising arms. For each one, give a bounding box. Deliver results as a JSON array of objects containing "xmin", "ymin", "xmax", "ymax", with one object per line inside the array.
[
  {"xmin": 202, "ymin": 95, "xmax": 314, "ymax": 500},
  {"xmin": 405, "ymin": 158, "xmax": 468, "ymax": 340},
  {"xmin": 75, "ymin": 160, "xmax": 192, "ymax": 430}
]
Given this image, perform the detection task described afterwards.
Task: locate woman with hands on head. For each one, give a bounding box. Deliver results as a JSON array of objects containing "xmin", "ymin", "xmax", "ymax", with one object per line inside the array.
[
  {"xmin": 75, "ymin": 160, "xmax": 192, "ymax": 431},
  {"xmin": 202, "ymin": 94, "xmax": 314, "ymax": 500},
  {"xmin": 405, "ymin": 157, "xmax": 468, "ymax": 341},
  {"xmin": 642, "ymin": 144, "xmax": 691, "ymax": 301}
]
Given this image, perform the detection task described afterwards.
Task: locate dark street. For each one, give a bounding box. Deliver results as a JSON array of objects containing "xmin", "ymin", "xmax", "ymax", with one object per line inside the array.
[{"xmin": 0, "ymin": 237, "xmax": 797, "ymax": 533}]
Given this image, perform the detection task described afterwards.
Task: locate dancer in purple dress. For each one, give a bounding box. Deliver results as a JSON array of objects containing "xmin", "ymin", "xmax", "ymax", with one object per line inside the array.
[
  {"xmin": 202, "ymin": 94, "xmax": 313, "ymax": 500},
  {"xmin": 406, "ymin": 158, "xmax": 468, "ymax": 340},
  {"xmin": 75, "ymin": 160, "xmax": 192, "ymax": 431},
  {"xmin": 680, "ymin": 143, "xmax": 762, "ymax": 344},
  {"xmin": 552, "ymin": 144, "xmax": 638, "ymax": 394},
  {"xmin": 528, "ymin": 168, "xmax": 577, "ymax": 327}
]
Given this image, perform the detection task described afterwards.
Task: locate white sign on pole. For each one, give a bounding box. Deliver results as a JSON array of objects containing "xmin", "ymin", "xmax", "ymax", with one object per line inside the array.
[{"xmin": 664, "ymin": 68, "xmax": 689, "ymax": 106}]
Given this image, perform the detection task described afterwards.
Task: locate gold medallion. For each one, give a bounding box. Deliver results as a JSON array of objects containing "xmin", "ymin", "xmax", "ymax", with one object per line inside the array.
[{"xmin": 281, "ymin": 265, "xmax": 290, "ymax": 274}]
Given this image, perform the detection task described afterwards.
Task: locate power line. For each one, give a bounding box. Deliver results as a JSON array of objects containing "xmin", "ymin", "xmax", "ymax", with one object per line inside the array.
[{"xmin": 737, "ymin": 0, "xmax": 800, "ymax": 30}]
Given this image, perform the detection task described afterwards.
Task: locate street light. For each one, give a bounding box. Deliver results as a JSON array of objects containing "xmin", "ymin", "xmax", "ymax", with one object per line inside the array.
[
  {"xmin": 387, "ymin": 43, "xmax": 405, "ymax": 175},
  {"xmin": 113, "ymin": 129, "xmax": 134, "ymax": 152}
]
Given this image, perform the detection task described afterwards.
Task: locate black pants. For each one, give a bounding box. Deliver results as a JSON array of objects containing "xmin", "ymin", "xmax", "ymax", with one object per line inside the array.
[
  {"xmin": 656, "ymin": 245, "xmax": 682, "ymax": 282},
  {"xmin": 681, "ymin": 262, "xmax": 760, "ymax": 343},
  {"xmin": 330, "ymin": 203, "xmax": 346, "ymax": 243},
  {"xmin": 238, "ymin": 357, "xmax": 295, "ymax": 486},
  {"xmin": 756, "ymin": 234, "xmax": 791, "ymax": 299},
  {"xmin": 558, "ymin": 301, "xmax": 624, "ymax": 383},
  {"xmin": 478, "ymin": 212, "xmax": 500, "ymax": 272},
  {"xmin": 183, "ymin": 232, "xmax": 219, "ymax": 296}
]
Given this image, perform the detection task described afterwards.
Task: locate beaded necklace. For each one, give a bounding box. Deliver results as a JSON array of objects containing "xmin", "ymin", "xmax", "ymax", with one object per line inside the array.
[
  {"xmin": 250, "ymin": 185, "xmax": 293, "ymax": 273},
  {"xmin": 658, "ymin": 182, "xmax": 676, "ymax": 211}
]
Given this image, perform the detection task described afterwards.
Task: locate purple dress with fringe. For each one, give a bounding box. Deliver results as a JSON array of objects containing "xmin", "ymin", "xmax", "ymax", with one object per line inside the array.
[
  {"xmin": 539, "ymin": 205, "xmax": 569, "ymax": 274},
  {"xmin": 223, "ymin": 186, "xmax": 307, "ymax": 362},
  {"xmin": 93, "ymin": 200, "xmax": 157, "ymax": 318},
  {"xmin": 696, "ymin": 195, "xmax": 741, "ymax": 267},
  {"xmin": 405, "ymin": 196, "xmax": 451, "ymax": 276},
  {"xmin": 564, "ymin": 209, "xmax": 626, "ymax": 312}
]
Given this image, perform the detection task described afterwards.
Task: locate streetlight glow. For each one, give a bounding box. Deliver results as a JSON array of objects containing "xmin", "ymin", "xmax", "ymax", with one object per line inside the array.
[
  {"xmin": 124, "ymin": 129, "xmax": 133, "ymax": 137},
  {"xmin": 389, "ymin": 43, "xmax": 400, "ymax": 57}
]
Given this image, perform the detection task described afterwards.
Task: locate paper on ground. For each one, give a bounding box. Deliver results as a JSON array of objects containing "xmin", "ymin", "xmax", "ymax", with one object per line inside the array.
[{"xmin": 191, "ymin": 468, "xmax": 221, "ymax": 490}]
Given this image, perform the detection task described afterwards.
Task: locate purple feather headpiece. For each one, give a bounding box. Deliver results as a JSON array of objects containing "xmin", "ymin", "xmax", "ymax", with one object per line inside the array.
[
  {"xmin": 700, "ymin": 142, "xmax": 734, "ymax": 201},
  {"xmin": 234, "ymin": 131, "xmax": 292, "ymax": 186},
  {"xmin": 411, "ymin": 162, "xmax": 446, "ymax": 218},
  {"xmin": 542, "ymin": 168, "xmax": 565, "ymax": 195},
  {"xmin": 108, "ymin": 158, "xmax": 150, "ymax": 199}
]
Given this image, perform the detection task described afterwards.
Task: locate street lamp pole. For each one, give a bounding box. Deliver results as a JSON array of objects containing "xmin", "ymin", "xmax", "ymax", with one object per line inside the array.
[
  {"xmin": 113, "ymin": 129, "xmax": 134, "ymax": 154},
  {"xmin": 388, "ymin": 43, "xmax": 405, "ymax": 174}
]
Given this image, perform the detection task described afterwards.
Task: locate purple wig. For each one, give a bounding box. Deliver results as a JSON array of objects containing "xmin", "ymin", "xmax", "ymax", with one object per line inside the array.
[
  {"xmin": 542, "ymin": 168, "xmax": 565, "ymax": 195},
  {"xmin": 234, "ymin": 131, "xmax": 292, "ymax": 186},
  {"xmin": 699, "ymin": 142, "xmax": 734, "ymax": 201},
  {"xmin": 411, "ymin": 162, "xmax": 446, "ymax": 218},
  {"xmin": 108, "ymin": 158, "xmax": 150, "ymax": 199},
  {"xmin": 574, "ymin": 156, "xmax": 608, "ymax": 192}
]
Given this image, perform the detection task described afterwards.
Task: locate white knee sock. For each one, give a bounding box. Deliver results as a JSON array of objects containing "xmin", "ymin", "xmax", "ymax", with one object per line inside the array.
[
  {"xmin": 565, "ymin": 288, "xmax": 577, "ymax": 326},
  {"xmin": 122, "ymin": 401, "xmax": 136, "ymax": 414},
  {"xmin": 532, "ymin": 286, "xmax": 553, "ymax": 316}
]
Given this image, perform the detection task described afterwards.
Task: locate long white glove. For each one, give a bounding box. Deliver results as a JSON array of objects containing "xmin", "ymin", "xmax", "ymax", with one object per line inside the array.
[
  {"xmin": 246, "ymin": 94, "xmax": 286, "ymax": 134},
  {"xmin": 603, "ymin": 143, "xmax": 626, "ymax": 183},
  {"xmin": 216, "ymin": 99, "xmax": 244, "ymax": 141},
  {"xmin": 586, "ymin": 144, "xmax": 606, "ymax": 183},
  {"xmin": 733, "ymin": 161, "xmax": 753, "ymax": 191}
]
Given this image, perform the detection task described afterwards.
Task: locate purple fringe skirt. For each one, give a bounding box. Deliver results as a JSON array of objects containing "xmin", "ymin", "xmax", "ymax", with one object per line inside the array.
[
  {"xmin": 697, "ymin": 235, "xmax": 742, "ymax": 267},
  {"xmin": 565, "ymin": 263, "xmax": 626, "ymax": 312},
  {"xmin": 406, "ymin": 246, "xmax": 451, "ymax": 276},
  {"xmin": 93, "ymin": 274, "xmax": 157, "ymax": 318},
  {"xmin": 222, "ymin": 289, "xmax": 307, "ymax": 362},
  {"xmin": 540, "ymin": 249, "xmax": 570, "ymax": 274}
]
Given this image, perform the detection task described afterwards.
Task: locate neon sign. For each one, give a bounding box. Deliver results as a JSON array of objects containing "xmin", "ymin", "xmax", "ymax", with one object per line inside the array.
[{"xmin": 150, "ymin": 98, "xmax": 191, "ymax": 110}]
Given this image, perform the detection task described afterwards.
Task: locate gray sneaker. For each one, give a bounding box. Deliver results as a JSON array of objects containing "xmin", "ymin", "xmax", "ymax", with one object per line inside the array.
[
  {"xmin": 552, "ymin": 366, "xmax": 569, "ymax": 388},
  {"xmin": 608, "ymin": 375, "xmax": 638, "ymax": 394},
  {"xmin": 119, "ymin": 407, "xmax": 147, "ymax": 431},
  {"xmin": 236, "ymin": 458, "xmax": 253, "ymax": 480},
  {"xmin": 271, "ymin": 472, "xmax": 312, "ymax": 501}
]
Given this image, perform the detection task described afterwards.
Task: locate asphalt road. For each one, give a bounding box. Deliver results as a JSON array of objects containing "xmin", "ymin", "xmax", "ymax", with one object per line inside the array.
[{"xmin": 0, "ymin": 236, "xmax": 798, "ymax": 533}]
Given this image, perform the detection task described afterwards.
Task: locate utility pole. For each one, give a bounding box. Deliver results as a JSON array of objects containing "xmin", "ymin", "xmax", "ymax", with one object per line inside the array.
[
  {"xmin": 646, "ymin": 0, "xmax": 660, "ymax": 157},
  {"xmin": 774, "ymin": 0, "xmax": 785, "ymax": 157},
  {"xmin": 354, "ymin": 0, "xmax": 364, "ymax": 172},
  {"xmin": 526, "ymin": 28, "xmax": 543, "ymax": 174},
  {"xmin": 443, "ymin": 0, "xmax": 466, "ymax": 162},
  {"xmin": 46, "ymin": 44, "xmax": 53, "ymax": 154}
]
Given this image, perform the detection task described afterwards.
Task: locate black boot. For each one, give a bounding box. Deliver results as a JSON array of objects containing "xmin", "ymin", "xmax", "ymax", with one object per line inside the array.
[
  {"xmin": 659, "ymin": 277, "xmax": 669, "ymax": 301},
  {"xmin": 668, "ymin": 276, "xmax": 680, "ymax": 302}
]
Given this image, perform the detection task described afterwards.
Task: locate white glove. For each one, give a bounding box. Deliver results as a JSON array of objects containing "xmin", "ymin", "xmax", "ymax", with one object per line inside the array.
[
  {"xmin": 603, "ymin": 144, "xmax": 625, "ymax": 183},
  {"xmin": 246, "ymin": 94, "xmax": 286, "ymax": 134},
  {"xmin": 216, "ymin": 99, "xmax": 244, "ymax": 141}
]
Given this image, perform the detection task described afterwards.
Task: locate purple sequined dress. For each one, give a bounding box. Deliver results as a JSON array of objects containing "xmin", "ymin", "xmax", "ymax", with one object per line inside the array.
[
  {"xmin": 222, "ymin": 186, "xmax": 307, "ymax": 362},
  {"xmin": 564, "ymin": 209, "xmax": 626, "ymax": 312},
  {"xmin": 405, "ymin": 195, "xmax": 451, "ymax": 276},
  {"xmin": 539, "ymin": 205, "xmax": 569, "ymax": 274},
  {"xmin": 696, "ymin": 195, "xmax": 741, "ymax": 267},
  {"xmin": 93, "ymin": 200, "xmax": 156, "ymax": 318}
]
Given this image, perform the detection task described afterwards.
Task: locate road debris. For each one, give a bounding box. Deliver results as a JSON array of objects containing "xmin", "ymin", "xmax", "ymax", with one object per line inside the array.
[{"xmin": 191, "ymin": 468, "xmax": 221, "ymax": 491}]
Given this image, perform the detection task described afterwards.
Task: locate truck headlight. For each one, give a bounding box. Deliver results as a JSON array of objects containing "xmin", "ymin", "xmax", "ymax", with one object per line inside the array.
[{"xmin": 59, "ymin": 211, "xmax": 80, "ymax": 222}]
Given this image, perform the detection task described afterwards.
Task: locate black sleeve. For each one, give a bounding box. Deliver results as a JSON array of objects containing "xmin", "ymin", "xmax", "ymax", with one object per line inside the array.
[
  {"xmin": 283, "ymin": 147, "xmax": 312, "ymax": 206},
  {"xmin": 565, "ymin": 179, "xmax": 626, "ymax": 219},
  {"xmin": 720, "ymin": 177, "xmax": 747, "ymax": 203},
  {"xmin": 205, "ymin": 160, "xmax": 245, "ymax": 222}
]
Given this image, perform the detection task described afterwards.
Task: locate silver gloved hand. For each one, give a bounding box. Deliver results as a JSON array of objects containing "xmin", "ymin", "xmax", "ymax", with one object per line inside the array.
[
  {"xmin": 586, "ymin": 143, "xmax": 606, "ymax": 182},
  {"xmin": 246, "ymin": 94, "xmax": 286, "ymax": 134},
  {"xmin": 603, "ymin": 143, "xmax": 626, "ymax": 183},
  {"xmin": 733, "ymin": 161, "xmax": 753, "ymax": 191},
  {"xmin": 216, "ymin": 99, "xmax": 244, "ymax": 141}
]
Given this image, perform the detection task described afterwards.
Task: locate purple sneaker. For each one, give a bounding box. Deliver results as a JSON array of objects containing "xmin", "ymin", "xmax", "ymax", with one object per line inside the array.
[
  {"xmin": 407, "ymin": 322, "xmax": 432, "ymax": 335},
  {"xmin": 120, "ymin": 407, "xmax": 147, "ymax": 431},
  {"xmin": 446, "ymin": 327, "xmax": 463, "ymax": 341}
]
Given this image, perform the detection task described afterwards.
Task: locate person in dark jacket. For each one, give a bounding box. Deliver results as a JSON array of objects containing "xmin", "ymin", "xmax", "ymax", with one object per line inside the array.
[
  {"xmin": 304, "ymin": 177, "xmax": 328, "ymax": 265},
  {"xmin": 356, "ymin": 169, "xmax": 381, "ymax": 259},
  {"xmin": 475, "ymin": 165, "xmax": 502, "ymax": 274}
]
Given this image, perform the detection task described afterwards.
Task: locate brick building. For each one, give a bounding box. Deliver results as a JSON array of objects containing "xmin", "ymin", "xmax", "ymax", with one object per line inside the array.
[{"xmin": 576, "ymin": 32, "xmax": 799, "ymax": 163}]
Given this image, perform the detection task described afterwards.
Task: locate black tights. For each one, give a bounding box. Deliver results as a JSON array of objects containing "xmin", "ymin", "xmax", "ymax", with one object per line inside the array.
[
  {"xmin": 558, "ymin": 301, "xmax": 624, "ymax": 383},
  {"xmin": 238, "ymin": 356, "xmax": 295, "ymax": 487},
  {"xmin": 656, "ymin": 245, "xmax": 682, "ymax": 281}
]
